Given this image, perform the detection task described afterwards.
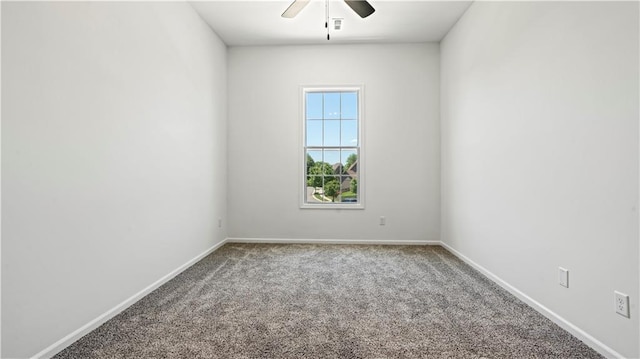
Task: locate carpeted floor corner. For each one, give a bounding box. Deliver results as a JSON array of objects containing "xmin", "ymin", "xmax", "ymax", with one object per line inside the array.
[{"xmin": 54, "ymin": 244, "xmax": 603, "ymax": 358}]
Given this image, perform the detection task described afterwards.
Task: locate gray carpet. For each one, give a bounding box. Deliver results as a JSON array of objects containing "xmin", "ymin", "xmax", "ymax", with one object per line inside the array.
[{"xmin": 55, "ymin": 244, "xmax": 602, "ymax": 358}]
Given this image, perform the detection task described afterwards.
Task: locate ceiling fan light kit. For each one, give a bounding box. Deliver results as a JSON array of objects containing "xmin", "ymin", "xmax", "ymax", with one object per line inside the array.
[{"xmin": 282, "ymin": 0, "xmax": 375, "ymax": 40}]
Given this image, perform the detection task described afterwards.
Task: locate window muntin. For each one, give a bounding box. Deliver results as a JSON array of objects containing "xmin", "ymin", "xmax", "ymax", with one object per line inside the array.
[{"xmin": 302, "ymin": 87, "xmax": 362, "ymax": 208}]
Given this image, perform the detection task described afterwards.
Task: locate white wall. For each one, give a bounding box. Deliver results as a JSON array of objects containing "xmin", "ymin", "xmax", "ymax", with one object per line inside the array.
[
  {"xmin": 441, "ymin": 2, "xmax": 639, "ymax": 357},
  {"xmin": 227, "ymin": 44, "xmax": 439, "ymax": 242},
  {"xmin": 1, "ymin": 2, "xmax": 227, "ymax": 357}
]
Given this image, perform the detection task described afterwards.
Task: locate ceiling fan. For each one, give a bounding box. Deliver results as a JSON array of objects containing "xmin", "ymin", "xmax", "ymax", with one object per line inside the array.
[{"xmin": 282, "ymin": 0, "xmax": 375, "ymax": 19}]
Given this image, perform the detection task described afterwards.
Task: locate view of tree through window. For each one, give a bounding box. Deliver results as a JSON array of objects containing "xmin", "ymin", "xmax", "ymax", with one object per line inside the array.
[{"xmin": 304, "ymin": 90, "xmax": 360, "ymax": 205}]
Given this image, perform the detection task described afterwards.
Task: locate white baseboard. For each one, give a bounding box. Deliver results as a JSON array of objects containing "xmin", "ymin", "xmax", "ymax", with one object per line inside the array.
[
  {"xmin": 226, "ymin": 237, "xmax": 440, "ymax": 246},
  {"xmin": 439, "ymin": 242, "xmax": 622, "ymax": 359},
  {"xmin": 33, "ymin": 238, "xmax": 229, "ymax": 359}
]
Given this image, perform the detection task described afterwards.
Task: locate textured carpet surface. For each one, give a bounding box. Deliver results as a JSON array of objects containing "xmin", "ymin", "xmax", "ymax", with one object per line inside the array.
[{"xmin": 55, "ymin": 244, "xmax": 602, "ymax": 358}]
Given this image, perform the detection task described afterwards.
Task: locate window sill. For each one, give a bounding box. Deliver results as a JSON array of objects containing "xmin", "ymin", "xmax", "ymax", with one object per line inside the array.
[{"xmin": 300, "ymin": 203, "xmax": 364, "ymax": 210}]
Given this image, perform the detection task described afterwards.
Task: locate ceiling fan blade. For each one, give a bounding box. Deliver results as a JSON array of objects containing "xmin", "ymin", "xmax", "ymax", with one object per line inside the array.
[
  {"xmin": 282, "ymin": 0, "xmax": 311, "ymax": 18},
  {"xmin": 344, "ymin": 0, "xmax": 375, "ymax": 18}
]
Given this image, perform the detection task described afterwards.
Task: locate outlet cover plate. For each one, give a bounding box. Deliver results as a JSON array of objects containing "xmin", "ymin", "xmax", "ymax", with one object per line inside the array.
[
  {"xmin": 614, "ymin": 291, "xmax": 630, "ymax": 318},
  {"xmin": 558, "ymin": 267, "xmax": 569, "ymax": 288}
]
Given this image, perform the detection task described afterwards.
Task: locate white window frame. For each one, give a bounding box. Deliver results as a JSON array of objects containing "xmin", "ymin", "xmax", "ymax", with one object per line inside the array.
[{"xmin": 300, "ymin": 85, "xmax": 365, "ymax": 209}]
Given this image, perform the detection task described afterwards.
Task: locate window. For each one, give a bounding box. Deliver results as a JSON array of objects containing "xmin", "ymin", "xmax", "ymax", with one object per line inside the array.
[{"xmin": 302, "ymin": 87, "xmax": 363, "ymax": 208}]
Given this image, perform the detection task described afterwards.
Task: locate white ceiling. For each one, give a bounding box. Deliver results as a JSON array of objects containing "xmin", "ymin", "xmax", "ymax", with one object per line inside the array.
[{"xmin": 189, "ymin": 1, "xmax": 473, "ymax": 46}]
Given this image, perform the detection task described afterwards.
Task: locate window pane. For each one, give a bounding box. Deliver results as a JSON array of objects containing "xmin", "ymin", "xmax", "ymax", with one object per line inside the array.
[
  {"xmin": 323, "ymin": 120, "xmax": 340, "ymax": 146},
  {"xmin": 323, "ymin": 176, "xmax": 340, "ymax": 203},
  {"xmin": 307, "ymin": 176, "xmax": 322, "ymax": 193},
  {"xmin": 324, "ymin": 93, "xmax": 340, "ymax": 119},
  {"xmin": 339, "ymin": 175, "xmax": 349, "ymax": 194},
  {"xmin": 341, "ymin": 150, "xmax": 357, "ymax": 171},
  {"xmin": 306, "ymin": 93, "xmax": 323, "ymax": 119},
  {"xmin": 306, "ymin": 120, "xmax": 322, "ymax": 147},
  {"xmin": 323, "ymin": 149, "xmax": 340, "ymax": 168},
  {"xmin": 341, "ymin": 119, "xmax": 357, "ymax": 146},
  {"xmin": 306, "ymin": 150, "xmax": 322, "ymax": 174},
  {"xmin": 341, "ymin": 92, "xmax": 358, "ymax": 119},
  {"xmin": 306, "ymin": 120, "xmax": 323, "ymax": 147},
  {"xmin": 306, "ymin": 150, "xmax": 323, "ymax": 163}
]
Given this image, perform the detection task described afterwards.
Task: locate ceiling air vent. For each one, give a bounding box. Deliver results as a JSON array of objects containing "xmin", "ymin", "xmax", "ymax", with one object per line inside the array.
[{"xmin": 333, "ymin": 18, "xmax": 343, "ymax": 31}]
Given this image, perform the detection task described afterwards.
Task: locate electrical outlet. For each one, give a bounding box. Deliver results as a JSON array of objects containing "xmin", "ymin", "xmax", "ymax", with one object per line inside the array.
[
  {"xmin": 218, "ymin": 218, "xmax": 222, "ymax": 228},
  {"xmin": 379, "ymin": 216, "xmax": 386, "ymax": 226},
  {"xmin": 558, "ymin": 267, "xmax": 569, "ymax": 288},
  {"xmin": 614, "ymin": 291, "xmax": 630, "ymax": 318}
]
